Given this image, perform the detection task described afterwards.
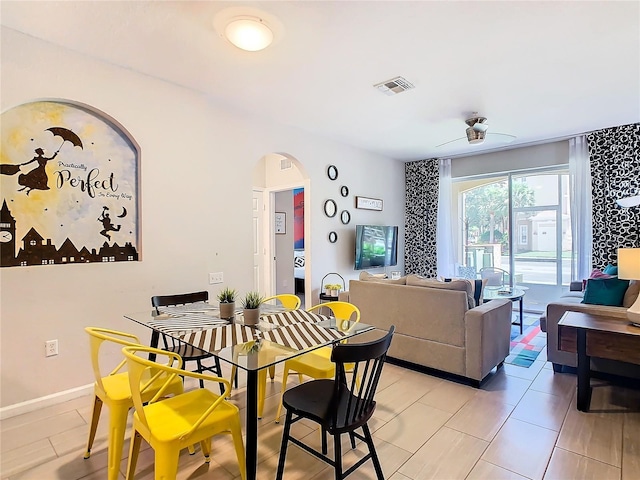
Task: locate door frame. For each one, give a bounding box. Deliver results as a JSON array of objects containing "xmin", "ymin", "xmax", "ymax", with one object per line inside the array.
[{"xmin": 261, "ymin": 179, "xmax": 311, "ymax": 308}]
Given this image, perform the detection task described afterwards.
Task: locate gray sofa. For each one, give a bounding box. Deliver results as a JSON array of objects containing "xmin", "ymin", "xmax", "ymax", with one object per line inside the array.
[
  {"xmin": 541, "ymin": 280, "xmax": 640, "ymax": 376},
  {"xmin": 339, "ymin": 275, "xmax": 512, "ymax": 384}
]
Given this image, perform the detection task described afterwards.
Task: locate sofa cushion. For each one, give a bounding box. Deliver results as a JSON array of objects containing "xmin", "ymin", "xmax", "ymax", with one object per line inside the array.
[
  {"xmin": 582, "ymin": 277, "xmax": 630, "ymax": 306},
  {"xmin": 358, "ymin": 271, "xmax": 406, "ymax": 284},
  {"xmin": 406, "ymin": 274, "xmax": 474, "ymax": 309},
  {"xmin": 446, "ymin": 277, "xmax": 487, "ymax": 307},
  {"xmin": 624, "ymin": 280, "xmax": 640, "ymax": 308}
]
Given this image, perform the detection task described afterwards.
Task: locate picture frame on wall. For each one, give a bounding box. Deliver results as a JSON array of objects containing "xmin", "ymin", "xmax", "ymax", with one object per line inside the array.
[
  {"xmin": 275, "ymin": 212, "xmax": 286, "ymax": 234},
  {"xmin": 355, "ymin": 196, "xmax": 383, "ymax": 211}
]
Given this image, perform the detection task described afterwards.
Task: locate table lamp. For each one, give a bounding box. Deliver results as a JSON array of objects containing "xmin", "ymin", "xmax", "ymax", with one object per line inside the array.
[{"xmin": 618, "ymin": 247, "xmax": 640, "ymax": 326}]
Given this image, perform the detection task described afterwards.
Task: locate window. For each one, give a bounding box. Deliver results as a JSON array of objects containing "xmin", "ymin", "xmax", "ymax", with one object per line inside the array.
[
  {"xmin": 519, "ymin": 225, "xmax": 528, "ymax": 245},
  {"xmin": 454, "ymin": 166, "xmax": 571, "ymax": 313}
]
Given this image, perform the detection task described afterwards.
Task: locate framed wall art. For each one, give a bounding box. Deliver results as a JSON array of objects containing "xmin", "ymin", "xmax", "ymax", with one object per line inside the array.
[{"xmin": 355, "ymin": 196, "xmax": 383, "ymax": 211}]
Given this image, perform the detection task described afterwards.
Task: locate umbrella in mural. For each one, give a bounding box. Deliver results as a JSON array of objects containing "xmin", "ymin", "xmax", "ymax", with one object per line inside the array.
[
  {"xmin": 46, "ymin": 127, "xmax": 83, "ymax": 150},
  {"xmin": 1, "ymin": 127, "xmax": 83, "ymax": 176}
]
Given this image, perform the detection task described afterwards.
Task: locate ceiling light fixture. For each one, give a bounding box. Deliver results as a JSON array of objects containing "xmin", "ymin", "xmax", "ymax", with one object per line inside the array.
[{"xmin": 224, "ymin": 16, "xmax": 273, "ymax": 51}]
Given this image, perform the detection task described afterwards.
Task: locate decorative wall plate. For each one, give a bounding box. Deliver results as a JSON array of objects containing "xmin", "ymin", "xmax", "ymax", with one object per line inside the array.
[
  {"xmin": 340, "ymin": 210, "xmax": 351, "ymax": 225},
  {"xmin": 327, "ymin": 165, "xmax": 338, "ymax": 180},
  {"xmin": 340, "ymin": 185, "xmax": 349, "ymax": 197},
  {"xmin": 324, "ymin": 199, "xmax": 337, "ymax": 218},
  {"xmin": 328, "ymin": 231, "xmax": 338, "ymax": 243}
]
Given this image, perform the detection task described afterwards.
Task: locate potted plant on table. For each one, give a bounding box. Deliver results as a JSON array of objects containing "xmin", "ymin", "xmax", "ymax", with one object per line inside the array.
[
  {"xmin": 217, "ymin": 287, "xmax": 237, "ymax": 319},
  {"xmin": 241, "ymin": 291, "xmax": 265, "ymax": 326},
  {"xmin": 328, "ymin": 284, "xmax": 342, "ymax": 297}
]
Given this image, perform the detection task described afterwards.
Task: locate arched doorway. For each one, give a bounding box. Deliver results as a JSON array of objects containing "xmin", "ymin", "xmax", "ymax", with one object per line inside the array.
[{"xmin": 252, "ymin": 153, "xmax": 311, "ymax": 307}]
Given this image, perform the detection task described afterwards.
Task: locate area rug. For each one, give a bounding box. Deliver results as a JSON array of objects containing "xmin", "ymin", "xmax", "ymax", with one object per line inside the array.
[{"xmin": 505, "ymin": 313, "xmax": 546, "ymax": 367}]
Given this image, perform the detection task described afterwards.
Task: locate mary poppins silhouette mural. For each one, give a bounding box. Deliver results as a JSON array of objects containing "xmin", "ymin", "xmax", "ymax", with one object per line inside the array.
[{"xmin": 0, "ymin": 100, "xmax": 139, "ymax": 268}]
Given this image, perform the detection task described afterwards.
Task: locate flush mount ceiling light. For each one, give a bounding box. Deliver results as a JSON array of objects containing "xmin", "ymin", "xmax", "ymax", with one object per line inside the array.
[{"xmin": 224, "ymin": 16, "xmax": 273, "ymax": 51}]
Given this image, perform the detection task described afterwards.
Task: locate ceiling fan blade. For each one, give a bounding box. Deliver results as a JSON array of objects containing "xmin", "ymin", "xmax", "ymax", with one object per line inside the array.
[
  {"xmin": 435, "ymin": 136, "xmax": 465, "ymax": 148},
  {"xmin": 487, "ymin": 132, "xmax": 517, "ymax": 141}
]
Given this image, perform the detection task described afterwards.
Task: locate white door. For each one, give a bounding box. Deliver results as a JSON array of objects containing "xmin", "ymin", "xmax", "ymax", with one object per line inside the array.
[{"xmin": 252, "ymin": 190, "xmax": 264, "ymax": 293}]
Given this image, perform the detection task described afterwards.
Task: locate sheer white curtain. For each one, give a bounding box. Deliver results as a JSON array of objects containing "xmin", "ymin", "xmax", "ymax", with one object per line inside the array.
[
  {"xmin": 437, "ymin": 158, "xmax": 456, "ymax": 278},
  {"xmin": 569, "ymin": 135, "xmax": 592, "ymax": 280}
]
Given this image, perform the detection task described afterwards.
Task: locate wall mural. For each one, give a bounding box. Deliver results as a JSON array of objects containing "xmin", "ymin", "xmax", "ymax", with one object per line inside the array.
[
  {"xmin": 0, "ymin": 100, "xmax": 139, "ymax": 268},
  {"xmin": 404, "ymin": 159, "xmax": 439, "ymax": 277},
  {"xmin": 588, "ymin": 122, "xmax": 640, "ymax": 268}
]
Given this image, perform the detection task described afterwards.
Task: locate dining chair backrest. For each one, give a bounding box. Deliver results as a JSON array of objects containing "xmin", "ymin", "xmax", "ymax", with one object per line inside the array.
[
  {"xmin": 480, "ymin": 267, "xmax": 508, "ymax": 287},
  {"xmin": 151, "ymin": 290, "xmax": 209, "ymax": 311},
  {"xmin": 262, "ymin": 294, "xmax": 301, "ymax": 310},
  {"xmin": 307, "ymin": 301, "xmax": 360, "ymax": 331},
  {"xmin": 122, "ymin": 345, "xmax": 229, "ymax": 437},
  {"xmin": 85, "ymin": 327, "xmax": 144, "ymax": 394},
  {"xmin": 330, "ymin": 325, "xmax": 395, "ymax": 432}
]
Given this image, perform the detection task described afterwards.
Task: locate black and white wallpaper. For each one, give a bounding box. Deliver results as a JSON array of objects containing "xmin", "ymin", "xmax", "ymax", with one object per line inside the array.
[
  {"xmin": 588, "ymin": 123, "xmax": 640, "ymax": 268},
  {"xmin": 404, "ymin": 159, "xmax": 439, "ymax": 277}
]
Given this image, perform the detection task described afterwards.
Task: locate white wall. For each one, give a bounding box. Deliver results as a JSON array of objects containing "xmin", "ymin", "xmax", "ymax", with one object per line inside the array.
[{"xmin": 0, "ymin": 28, "xmax": 405, "ymax": 408}]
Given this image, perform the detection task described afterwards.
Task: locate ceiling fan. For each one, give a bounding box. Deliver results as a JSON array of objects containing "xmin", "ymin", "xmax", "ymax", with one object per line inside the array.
[{"xmin": 436, "ymin": 114, "xmax": 516, "ymax": 148}]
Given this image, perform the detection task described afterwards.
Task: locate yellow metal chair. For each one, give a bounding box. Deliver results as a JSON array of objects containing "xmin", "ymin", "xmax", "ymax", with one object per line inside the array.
[
  {"xmin": 275, "ymin": 301, "xmax": 360, "ymax": 422},
  {"xmin": 262, "ymin": 294, "xmax": 301, "ymax": 310},
  {"xmin": 84, "ymin": 327, "xmax": 184, "ymax": 480},
  {"xmin": 123, "ymin": 345, "xmax": 246, "ymax": 480},
  {"xmin": 229, "ymin": 294, "xmax": 301, "ymax": 418}
]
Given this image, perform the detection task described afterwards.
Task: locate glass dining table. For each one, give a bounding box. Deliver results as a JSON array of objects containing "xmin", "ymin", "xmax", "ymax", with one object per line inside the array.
[{"xmin": 124, "ymin": 303, "xmax": 373, "ymax": 480}]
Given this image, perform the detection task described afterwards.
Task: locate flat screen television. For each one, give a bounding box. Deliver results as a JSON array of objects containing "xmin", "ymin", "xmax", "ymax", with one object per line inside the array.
[{"xmin": 354, "ymin": 225, "xmax": 398, "ymax": 270}]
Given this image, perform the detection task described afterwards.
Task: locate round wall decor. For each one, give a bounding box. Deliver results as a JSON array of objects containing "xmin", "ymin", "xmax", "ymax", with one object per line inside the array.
[
  {"xmin": 323, "ymin": 199, "xmax": 337, "ymax": 218},
  {"xmin": 328, "ymin": 231, "xmax": 338, "ymax": 243},
  {"xmin": 340, "ymin": 210, "xmax": 351, "ymax": 225},
  {"xmin": 340, "ymin": 185, "xmax": 349, "ymax": 197},
  {"xmin": 327, "ymin": 165, "xmax": 338, "ymax": 180}
]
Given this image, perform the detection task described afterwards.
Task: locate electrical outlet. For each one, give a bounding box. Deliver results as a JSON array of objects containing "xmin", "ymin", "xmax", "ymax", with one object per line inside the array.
[
  {"xmin": 45, "ymin": 339, "xmax": 58, "ymax": 357},
  {"xmin": 209, "ymin": 272, "xmax": 224, "ymax": 284}
]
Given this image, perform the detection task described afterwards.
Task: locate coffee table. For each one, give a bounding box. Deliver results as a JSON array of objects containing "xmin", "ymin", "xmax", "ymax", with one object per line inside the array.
[
  {"xmin": 483, "ymin": 287, "xmax": 526, "ymax": 334},
  {"xmin": 558, "ymin": 311, "xmax": 640, "ymax": 411}
]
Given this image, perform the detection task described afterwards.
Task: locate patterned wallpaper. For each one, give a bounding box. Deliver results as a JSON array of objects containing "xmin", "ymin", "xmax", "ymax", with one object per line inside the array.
[
  {"xmin": 588, "ymin": 123, "xmax": 640, "ymax": 267},
  {"xmin": 404, "ymin": 159, "xmax": 439, "ymax": 276}
]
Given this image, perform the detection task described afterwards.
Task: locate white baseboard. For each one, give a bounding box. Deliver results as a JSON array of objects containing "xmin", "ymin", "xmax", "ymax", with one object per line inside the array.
[{"xmin": 0, "ymin": 383, "xmax": 94, "ymax": 420}]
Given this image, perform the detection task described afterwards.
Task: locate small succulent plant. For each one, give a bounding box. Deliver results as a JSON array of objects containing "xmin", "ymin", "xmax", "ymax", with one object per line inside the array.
[
  {"xmin": 241, "ymin": 291, "xmax": 265, "ymax": 309},
  {"xmin": 217, "ymin": 287, "xmax": 237, "ymax": 303}
]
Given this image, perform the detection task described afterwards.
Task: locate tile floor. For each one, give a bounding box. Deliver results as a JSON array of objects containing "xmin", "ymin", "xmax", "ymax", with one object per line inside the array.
[{"xmin": 2, "ymin": 350, "xmax": 640, "ymax": 480}]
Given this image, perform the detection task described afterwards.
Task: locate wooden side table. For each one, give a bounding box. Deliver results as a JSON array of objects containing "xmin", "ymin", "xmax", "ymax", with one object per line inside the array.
[{"xmin": 558, "ymin": 311, "xmax": 640, "ymax": 411}]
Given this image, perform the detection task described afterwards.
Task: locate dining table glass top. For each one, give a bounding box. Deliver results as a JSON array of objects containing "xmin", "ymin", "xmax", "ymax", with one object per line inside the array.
[{"xmin": 124, "ymin": 302, "xmax": 373, "ymax": 372}]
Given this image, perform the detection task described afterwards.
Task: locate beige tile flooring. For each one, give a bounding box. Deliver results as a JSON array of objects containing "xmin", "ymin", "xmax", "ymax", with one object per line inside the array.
[{"xmin": 2, "ymin": 354, "xmax": 639, "ymax": 480}]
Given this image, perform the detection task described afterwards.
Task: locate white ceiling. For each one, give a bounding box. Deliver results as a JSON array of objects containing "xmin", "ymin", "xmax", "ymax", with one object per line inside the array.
[{"xmin": 2, "ymin": 1, "xmax": 639, "ymax": 161}]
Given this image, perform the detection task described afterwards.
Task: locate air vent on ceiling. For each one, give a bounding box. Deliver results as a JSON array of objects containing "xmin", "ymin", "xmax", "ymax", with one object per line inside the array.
[
  {"xmin": 280, "ymin": 158, "xmax": 292, "ymax": 170},
  {"xmin": 373, "ymin": 76, "xmax": 415, "ymax": 96}
]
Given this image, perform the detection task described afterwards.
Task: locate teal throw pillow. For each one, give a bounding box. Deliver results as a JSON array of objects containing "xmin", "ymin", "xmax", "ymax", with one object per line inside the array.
[
  {"xmin": 582, "ymin": 277, "xmax": 629, "ymax": 306},
  {"xmin": 603, "ymin": 264, "xmax": 618, "ymax": 275}
]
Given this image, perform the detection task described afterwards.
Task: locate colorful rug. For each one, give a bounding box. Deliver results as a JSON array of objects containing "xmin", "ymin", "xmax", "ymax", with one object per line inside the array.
[{"xmin": 505, "ymin": 313, "xmax": 546, "ymax": 367}]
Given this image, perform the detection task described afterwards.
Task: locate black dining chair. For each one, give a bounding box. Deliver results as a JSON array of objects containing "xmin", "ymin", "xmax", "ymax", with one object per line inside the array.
[
  {"xmin": 276, "ymin": 326, "xmax": 395, "ymax": 480},
  {"xmin": 151, "ymin": 291, "xmax": 224, "ymax": 393}
]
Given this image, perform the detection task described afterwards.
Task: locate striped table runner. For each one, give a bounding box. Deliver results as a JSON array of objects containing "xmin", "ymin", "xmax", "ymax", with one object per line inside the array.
[
  {"xmin": 260, "ymin": 310, "xmax": 332, "ymax": 327},
  {"xmin": 180, "ymin": 324, "xmax": 257, "ymax": 351},
  {"xmin": 149, "ymin": 311, "xmax": 229, "ymax": 335},
  {"xmin": 260, "ymin": 321, "xmax": 348, "ymax": 350}
]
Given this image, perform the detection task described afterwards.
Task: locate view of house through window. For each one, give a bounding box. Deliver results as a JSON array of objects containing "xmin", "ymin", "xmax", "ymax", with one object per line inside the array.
[{"xmin": 453, "ymin": 167, "xmax": 571, "ymax": 313}]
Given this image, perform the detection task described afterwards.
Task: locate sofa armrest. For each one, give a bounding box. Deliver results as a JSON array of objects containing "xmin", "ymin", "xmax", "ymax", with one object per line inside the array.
[
  {"xmin": 338, "ymin": 290, "xmax": 350, "ymax": 302},
  {"xmin": 570, "ymin": 281, "xmax": 583, "ymax": 292},
  {"xmin": 464, "ymin": 299, "xmax": 512, "ymax": 381}
]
